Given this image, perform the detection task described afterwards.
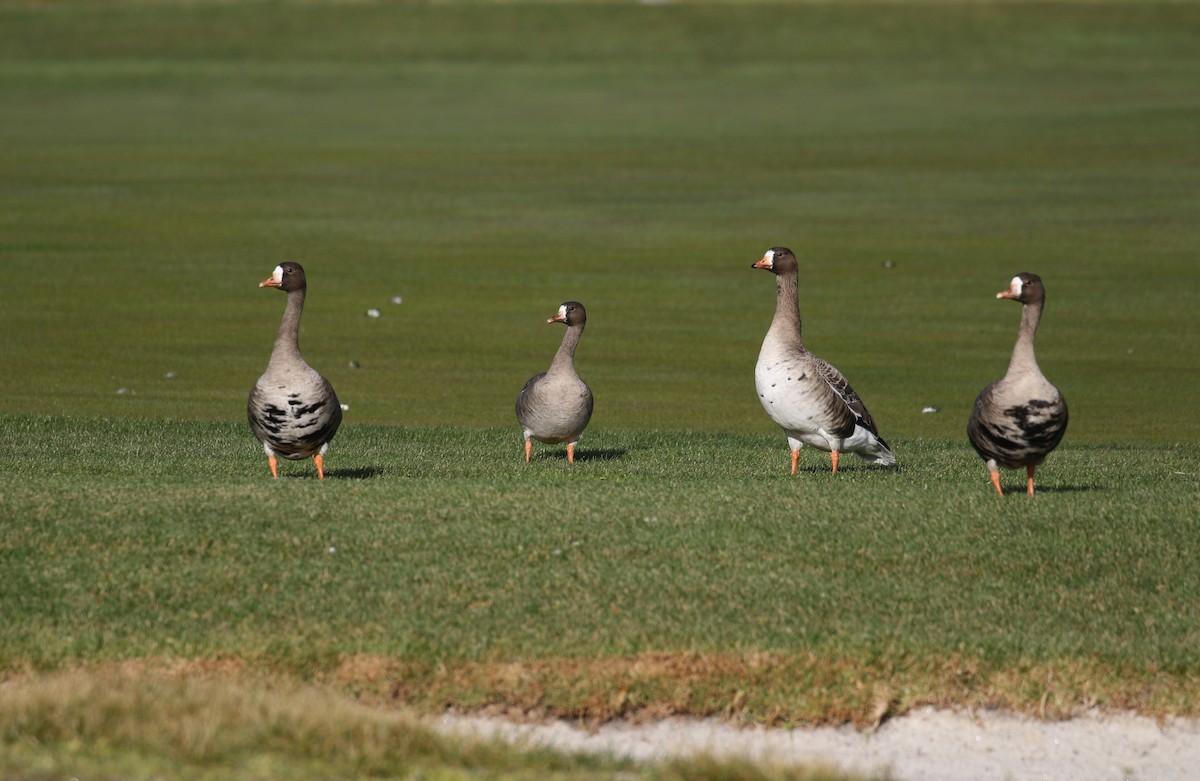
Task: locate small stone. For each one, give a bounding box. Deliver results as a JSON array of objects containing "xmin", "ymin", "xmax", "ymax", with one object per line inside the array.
[
  {"xmin": 348, "ymin": 360, "xmax": 360, "ymax": 369},
  {"xmin": 366, "ymin": 308, "xmax": 381, "ymax": 318},
  {"xmin": 922, "ymin": 406, "xmax": 940, "ymax": 414},
  {"xmin": 164, "ymin": 371, "xmax": 178, "ymax": 379},
  {"xmin": 390, "ymin": 295, "xmax": 404, "ymax": 305}
]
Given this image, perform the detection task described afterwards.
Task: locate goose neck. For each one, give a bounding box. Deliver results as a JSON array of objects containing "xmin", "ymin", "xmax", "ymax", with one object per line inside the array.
[
  {"xmin": 1007, "ymin": 299, "xmax": 1043, "ymax": 376},
  {"xmin": 269, "ymin": 287, "xmax": 306, "ymax": 366},
  {"xmin": 769, "ymin": 271, "xmax": 805, "ymax": 348},
  {"xmin": 548, "ymin": 323, "xmax": 584, "ymax": 373}
]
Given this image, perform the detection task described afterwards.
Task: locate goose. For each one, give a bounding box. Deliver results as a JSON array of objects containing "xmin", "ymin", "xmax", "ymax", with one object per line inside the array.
[
  {"xmin": 968, "ymin": 273, "xmax": 1068, "ymax": 496},
  {"xmin": 247, "ymin": 262, "xmax": 342, "ymax": 479},
  {"xmin": 751, "ymin": 247, "xmax": 895, "ymax": 475},
  {"xmin": 515, "ymin": 301, "xmax": 594, "ymax": 463}
]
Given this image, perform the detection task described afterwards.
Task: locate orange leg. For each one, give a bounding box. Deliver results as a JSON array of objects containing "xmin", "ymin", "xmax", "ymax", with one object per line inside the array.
[
  {"xmin": 790, "ymin": 449, "xmax": 800, "ymax": 475},
  {"xmin": 567, "ymin": 442, "xmax": 576, "ymax": 463},
  {"xmin": 1026, "ymin": 465, "xmax": 1036, "ymax": 496},
  {"xmin": 314, "ymin": 453, "xmax": 326, "ymax": 480},
  {"xmin": 989, "ymin": 470, "xmax": 1003, "ymax": 496},
  {"xmin": 268, "ymin": 455, "xmax": 279, "ymax": 479},
  {"xmin": 830, "ymin": 450, "xmax": 840, "ymax": 475},
  {"xmin": 524, "ymin": 440, "xmax": 532, "ymax": 463}
]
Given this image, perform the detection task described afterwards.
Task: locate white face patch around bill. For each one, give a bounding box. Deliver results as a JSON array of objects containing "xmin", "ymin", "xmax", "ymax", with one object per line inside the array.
[
  {"xmin": 558, "ymin": 304, "xmax": 569, "ymax": 320},
  {"xmin": 1010, "ymin": 275, "xmax": 1024, "ymax": 296},
  {"xmin": 759, "ymin": 249, "xmax": 775, "ymax": 268},
  {"xmin": 272, "ymin": 265, "xmax": 284, "ymax": 284}
]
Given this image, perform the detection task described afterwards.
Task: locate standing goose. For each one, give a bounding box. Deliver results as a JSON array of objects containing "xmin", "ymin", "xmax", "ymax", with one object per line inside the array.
[
  {"xmin": 515, "ymin": 301, "xmax": 593, "ymax": 463},
  {"xmin": 248, "ymin": 262, "xmax": 342, "ymax": 479},
  {"xmin": 752, "ymin": 247, "xmax": 895, "ymax": 475},
  {"xmin": 968, "ymin": 273, "xmax": 1068, "ymax": 496}
]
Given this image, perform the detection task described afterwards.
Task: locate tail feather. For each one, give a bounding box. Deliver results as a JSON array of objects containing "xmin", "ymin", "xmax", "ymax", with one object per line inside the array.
[{"xmin": 854, "ymin": 436, "xmax": 895, "ymax": 465}]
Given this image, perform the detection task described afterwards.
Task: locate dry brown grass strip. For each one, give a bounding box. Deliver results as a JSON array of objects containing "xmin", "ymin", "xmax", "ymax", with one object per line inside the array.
[
  {"xmin": 323, "ymin": 651, "xmax": 1200, "ymax": 729},
  {"xmin": 7, "ymin": 652, "xmax": 1199, "ymax": 730}
]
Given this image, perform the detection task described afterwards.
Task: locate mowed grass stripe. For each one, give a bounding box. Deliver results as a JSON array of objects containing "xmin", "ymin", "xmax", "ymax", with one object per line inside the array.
[{"xmin": 0, "ymin": 1, "xmax": 1197, "ymax": 440}]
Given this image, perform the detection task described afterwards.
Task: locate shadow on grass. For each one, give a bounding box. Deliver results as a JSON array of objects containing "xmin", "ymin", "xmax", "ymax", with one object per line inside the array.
[
  {"xmin": 578, "ymin": 448, "xmax": 628, "ymax": 462},
  {"xmin": 768, "ymin": 456, "xmax": 899, "ymax": 475},
  {"xmin": 1021, "ymin": 484, "xmax": 1105, "ymax": 495},
  {"xmin": 535, "ymin": 448, "xmax": 629, "ymax": 462},
  {"xmin": 776, "ymin": 464, "xmax": 856, "ymax": 475},
  {"xmin": 326, "ymin": 467, "xmax": 384, "ymax": 480},
  {"xmin": 269, "ymin": 468, "xmax": 383, "ymax": 480}
]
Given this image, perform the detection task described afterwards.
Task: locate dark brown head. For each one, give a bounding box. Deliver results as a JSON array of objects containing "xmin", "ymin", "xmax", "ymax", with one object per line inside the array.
[
  {"xmin": 259, "ymin": 262, "xmax": 307, "ymax": 293},
  {"xmin": 996, "ymin": 272, "xmax": 1045, "ymax": 305},
  {"xmin": 751, "ymin": 247, "xmax": 798, "ymax": 276},
  {"xmin": 547, "ymin": 301, "xmax": 586, "ymax": 327}
]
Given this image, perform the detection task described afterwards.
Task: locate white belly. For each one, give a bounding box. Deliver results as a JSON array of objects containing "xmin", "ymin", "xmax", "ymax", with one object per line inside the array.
[{"xmin": 755, "ymin": 355, "xmax": 833, "ymax": 448}]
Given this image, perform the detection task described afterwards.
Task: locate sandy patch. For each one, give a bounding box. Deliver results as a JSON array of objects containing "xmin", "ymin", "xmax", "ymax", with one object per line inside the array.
[{"xmin": 436, "ymin": 707, "xmax": 1200, "ymax": 781}]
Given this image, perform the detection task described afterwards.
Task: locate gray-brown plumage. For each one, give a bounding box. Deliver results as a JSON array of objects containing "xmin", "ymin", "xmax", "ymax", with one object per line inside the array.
[
  {"xmin": 752, "ymin": 247, "xmax": 894, "ymax": 475},
  {"xmin": 968, "ymin": 272, "xmax": 1068, "ymax": 496},
  {"xmin": 248, "ymin": 262, "xmax": 342, "ymax": 479},
  {"xmin": 515, "ymin": 301, "xmax": 593, "ymax": 463}
]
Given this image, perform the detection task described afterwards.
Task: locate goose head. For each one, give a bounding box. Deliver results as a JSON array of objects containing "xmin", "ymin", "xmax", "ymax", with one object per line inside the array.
[
  {"xmin": 996, "ymin": 272, "xmax": 1045, "ymax": 305},
  {"xmin": 751, "ymin": 247, "xmax": 798, "ymax": 275},
  {"xmin": 259, "ymin": 262, "xmax": 307, "ymax": 292},
  {"xmin": 548, "ymin": 301, "xmax": 587, "ymax": 327}
]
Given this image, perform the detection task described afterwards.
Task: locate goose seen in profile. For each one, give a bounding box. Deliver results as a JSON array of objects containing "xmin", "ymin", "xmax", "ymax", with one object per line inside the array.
[
  {"xmin": 515, "ymin": 301, "xmax": 594, "ymax": 463},
  {"xmin": 968, "ymin": 273, "xmax": 1068, "ymax": 496},
  {"xmin": 248, "ymin": 262, "xmax": 342, "ymax": 479},
  {"xmin": 751, "ymin": 247, "xmax": 895, "ymax": 475}
]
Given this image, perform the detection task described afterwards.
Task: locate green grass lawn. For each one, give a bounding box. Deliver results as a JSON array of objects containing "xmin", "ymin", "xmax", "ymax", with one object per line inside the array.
[
  {"xmin": 2, "ymin": 415, "xmax": 1199, "ymax": 778},
  {"xmin": 4, "ymin": 416, "xmax": 1199, "ymax": 704},
  {"xmin": 2, "ymin": 0, "xmax": 1200, "ymax": 778}
]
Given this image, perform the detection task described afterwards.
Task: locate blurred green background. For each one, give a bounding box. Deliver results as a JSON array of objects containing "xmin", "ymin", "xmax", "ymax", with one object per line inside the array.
[{"xmin": 2, "ymin": 0, "xmax": 1197, "ymax": 444}]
